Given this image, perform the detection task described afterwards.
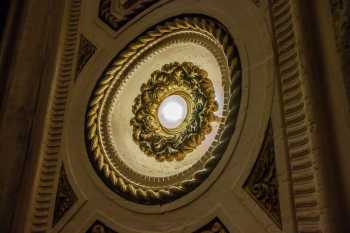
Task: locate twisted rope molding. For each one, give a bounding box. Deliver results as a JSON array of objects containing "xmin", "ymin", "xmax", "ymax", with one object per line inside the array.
[
  {"xmin": 270, "ymin": 0, "xmax": 324, "ymax": 232},
  {"xmin": 102, "ymin": 34, "xmax": 230, "ymax": 187},
  {"xmin": 86, "ymin": 17, "xmax": 242, "ymax": 204}
]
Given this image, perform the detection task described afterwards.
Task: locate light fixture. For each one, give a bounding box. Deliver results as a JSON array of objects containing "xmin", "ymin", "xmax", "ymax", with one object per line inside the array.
[{"xmin": 158, "ymin": 95, "xmax": 188, "ymax": 129}]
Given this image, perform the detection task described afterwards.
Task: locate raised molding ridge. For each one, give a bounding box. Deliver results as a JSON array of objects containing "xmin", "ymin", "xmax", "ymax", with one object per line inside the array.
[
  {"xmin": 270, "ymin": 0, "xmax": 326, "ymax": 232},
  {"xmin": 29, "ymin": 0, "xmax": 81, "ymax": 232}
]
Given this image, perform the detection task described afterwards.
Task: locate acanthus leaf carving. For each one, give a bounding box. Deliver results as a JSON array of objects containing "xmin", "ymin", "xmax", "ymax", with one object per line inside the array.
[
  {"xmin": 52, "ymin": 165, "xmax": 77, "ymax": 226},
  {"xmin": 76, "ymin": 34, "xmax": 96, "ymax": 79},
  {"xmin": 243, "ymin": 123, "xmax": 282, "ymax": 227},
  {"xmin": 99, "ymin": 0, "xmax": 158, "ymax": 31}
]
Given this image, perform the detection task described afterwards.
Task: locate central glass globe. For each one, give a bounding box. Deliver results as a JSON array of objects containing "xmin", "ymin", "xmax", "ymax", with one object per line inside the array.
[{"xmin": 158, "ymin": 95, "xmax": 188, "ymax": 129}]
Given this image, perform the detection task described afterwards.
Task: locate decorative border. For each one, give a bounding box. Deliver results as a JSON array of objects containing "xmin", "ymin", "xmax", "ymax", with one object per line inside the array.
[
  {"xmin": 270, "ymin": 0, "xmax": 322, "ymax": 232},
  {"xmin": 101, "ymin": 32, "xmax": 231, "ymax": 188},
  {"xmin": 30, "ymin": 0, "xmax": 81, "ymax": 232},
  {"xmin": 86, "ymin": 16, "xmax": 242, "ymax": 204},
  {"xmin": 99, "ymin": 0, "xmax": 158, "ymax": 31}
]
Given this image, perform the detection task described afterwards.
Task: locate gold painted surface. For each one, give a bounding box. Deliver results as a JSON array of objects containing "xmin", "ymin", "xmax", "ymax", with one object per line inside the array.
[{"xmin": 130, "ymin": 62, "xmax": 219, "ymax": 161}]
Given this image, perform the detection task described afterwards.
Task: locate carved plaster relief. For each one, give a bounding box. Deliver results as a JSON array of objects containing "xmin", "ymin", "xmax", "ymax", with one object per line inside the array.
[
  {"xmin": 52, "ymin": 166, "xmax": 77, "ymax": 226},
  {"xmin": 86, "ymin": 221, "xmax": 118, "ymax": 233},
  {"xmin": 23, "ymin": 0, "xmax": 315, "ymax": 232},
  {"xmin": 244, "ymin": 123, "xmax": 282, "ymax": 227},
  {"xmin": 194, "ymin": 217, "xmax": 229, "ymax": 233},
  {"xmin": 270, "ymin": 0, "xmax": 327, "ymax": 232},
  {"xmin": 76, "ymin": 34, "xmax": 97, "ymax": 79},
  {"xmin": 66, "ymin": 0, "xmax": 276, "ymax": 230},
  {"xmin": 99, "ymin": 0, "xmax": 158, "ymax": 31},
  {"xmin": 86, "ymin": 16, "xmax": 242, "ymax": 205},
  {"xmin": 130, "ymin": 62, "xmax": 220, "ymax": 161},
  {"xmin": 29, "ymin": 1, "xmax": 82, "ymax": 232}
]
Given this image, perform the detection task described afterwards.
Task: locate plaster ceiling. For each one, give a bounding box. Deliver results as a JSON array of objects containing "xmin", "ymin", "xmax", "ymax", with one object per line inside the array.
[{"xmin": 49, "ymin": 0, "xmax": 284, "ymax": 232}]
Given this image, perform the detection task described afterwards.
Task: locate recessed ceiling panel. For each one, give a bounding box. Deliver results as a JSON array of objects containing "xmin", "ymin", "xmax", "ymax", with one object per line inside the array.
[{"xmin": 85, "ymin": 16, "xmax": 242, "ymax": 205}]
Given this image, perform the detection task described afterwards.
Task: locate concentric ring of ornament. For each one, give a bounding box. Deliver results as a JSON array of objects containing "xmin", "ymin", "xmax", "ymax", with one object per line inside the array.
[
  {"xmin": 85, "ymin": 16, "xmax": 242, "ymax": 205},
  {"xmin": 131, "ymin": 62, "xmax": 220, "ymax": 162}
]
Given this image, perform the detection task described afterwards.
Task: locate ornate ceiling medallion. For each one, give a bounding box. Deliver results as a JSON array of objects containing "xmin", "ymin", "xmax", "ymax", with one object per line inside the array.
[
  {"xmin": 86, "ymin": 16, "xmax": 242, "ymax": 205},
  {"xmin": 131, "ymin": 62, "xmax": 219, "ymax": 162}
]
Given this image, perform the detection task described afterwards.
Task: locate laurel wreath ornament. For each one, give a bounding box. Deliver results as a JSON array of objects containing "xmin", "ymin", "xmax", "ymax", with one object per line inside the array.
[{"xmin": 130, "ymin": 62, "xmax": 220, "ymax": 162}]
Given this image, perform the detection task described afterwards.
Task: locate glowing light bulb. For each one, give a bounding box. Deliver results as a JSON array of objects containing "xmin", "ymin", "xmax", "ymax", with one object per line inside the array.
[{"xmin": 158, "ymin": 95, "xmax": 187, "ymax": 129}]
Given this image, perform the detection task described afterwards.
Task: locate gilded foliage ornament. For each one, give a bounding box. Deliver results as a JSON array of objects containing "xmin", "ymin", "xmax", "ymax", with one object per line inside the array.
[{"xmin": 130, "ymin": 62, "xmax": 219, "ymax": 161}]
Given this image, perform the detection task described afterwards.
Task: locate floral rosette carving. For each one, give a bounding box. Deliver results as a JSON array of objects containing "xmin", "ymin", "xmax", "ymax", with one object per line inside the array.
[{"xmin": 130, "ymin": 62, "xmax": 219, "ymax": 161}]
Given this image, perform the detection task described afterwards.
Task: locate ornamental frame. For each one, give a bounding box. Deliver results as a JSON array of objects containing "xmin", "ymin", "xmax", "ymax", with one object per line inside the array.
[{"xmin": 85, "ymin": 16, "xmax": 242, "ymax": 205}]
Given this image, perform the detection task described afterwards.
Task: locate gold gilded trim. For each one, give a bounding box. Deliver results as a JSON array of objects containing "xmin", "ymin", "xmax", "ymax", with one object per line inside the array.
[{"xmin": 130, "ymin": 62, "xmax": 219, "ymax": 162}]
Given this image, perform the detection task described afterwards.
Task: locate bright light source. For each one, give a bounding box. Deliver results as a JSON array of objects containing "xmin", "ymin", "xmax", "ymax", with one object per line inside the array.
[{"xmin": 158, "ymin": 95, "xmax": 187, "ymax": 129}]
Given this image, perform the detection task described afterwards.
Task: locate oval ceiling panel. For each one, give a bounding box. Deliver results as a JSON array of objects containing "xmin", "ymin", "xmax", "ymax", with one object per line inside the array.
[{"xmin": 85, "ymin": 16, "xmax": 242, "ymax": 205}]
